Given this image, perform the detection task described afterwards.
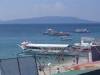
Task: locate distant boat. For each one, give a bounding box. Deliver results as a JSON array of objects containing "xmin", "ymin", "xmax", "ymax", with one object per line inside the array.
[
  {"xmin": 60, "ymin": 36, "xmax": 72, "ymax": 41},
  {"xmin": 75, "ymin": 28, "xmax": 89, "ymax": 33},
  {"xmin": 43, "ymin": 28, "xmax": 70, "ymax": 36}
]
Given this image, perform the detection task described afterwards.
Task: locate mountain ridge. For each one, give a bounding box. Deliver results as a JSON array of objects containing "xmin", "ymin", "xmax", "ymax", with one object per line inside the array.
[{"xmin": 0, "ymin": 16, "xmax": 99, "ymax": 24}]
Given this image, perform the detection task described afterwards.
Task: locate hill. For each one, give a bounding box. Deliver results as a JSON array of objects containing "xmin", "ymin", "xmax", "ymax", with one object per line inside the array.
[{"xmin": 0, "ymin": 16, "xmax": 98, "ymax": 24}]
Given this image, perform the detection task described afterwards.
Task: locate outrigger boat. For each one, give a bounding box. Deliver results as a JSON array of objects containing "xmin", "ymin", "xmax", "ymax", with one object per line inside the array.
[{"xmin": 19, "ymin": 41, "xmax": 70, "ymax": 55}]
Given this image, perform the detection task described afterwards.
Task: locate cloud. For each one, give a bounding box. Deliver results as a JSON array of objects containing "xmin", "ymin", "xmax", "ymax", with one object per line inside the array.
[
  {"xmin": 0, "ymin": 1, "xmax": 67, "ymax": 20},
  {"xmin": 31, "ymin": 2, "xmax": 67, "ymax": 17}
]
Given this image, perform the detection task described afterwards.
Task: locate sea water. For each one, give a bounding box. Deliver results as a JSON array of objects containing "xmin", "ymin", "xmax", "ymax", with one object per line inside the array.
[{"xmin": 0, "ymin": 23, "xmax": 100, "ymax": 60}]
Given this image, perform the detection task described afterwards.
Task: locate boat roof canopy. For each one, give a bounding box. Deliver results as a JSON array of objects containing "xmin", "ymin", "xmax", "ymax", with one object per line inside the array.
[{"xmin": 26, "ymin": 44, "xmax": 69, "ymax": 48}]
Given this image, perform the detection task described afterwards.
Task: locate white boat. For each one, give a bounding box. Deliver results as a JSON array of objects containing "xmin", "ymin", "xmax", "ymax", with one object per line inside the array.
[
  {"xmin": 73, "ymin": 37, "xmax": 97, "ymax": 51},
  {"xmin": 19, "ymin": 41, "xmax": 69, "ymax": 54}
]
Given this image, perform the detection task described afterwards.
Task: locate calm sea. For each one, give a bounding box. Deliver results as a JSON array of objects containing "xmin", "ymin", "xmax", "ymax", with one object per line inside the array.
[{"xmin": 0, "ymin": 23, "xmax": 100, "ymax": 59}]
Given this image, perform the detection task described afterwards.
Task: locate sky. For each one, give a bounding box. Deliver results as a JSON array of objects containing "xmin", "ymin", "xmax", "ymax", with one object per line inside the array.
[{"xmin": 0, "ymin": 0, "xmax": 100, "ymax": 21}]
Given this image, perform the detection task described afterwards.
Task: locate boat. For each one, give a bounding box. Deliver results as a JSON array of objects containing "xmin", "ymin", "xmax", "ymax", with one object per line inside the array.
[
  {"xmin": 19, "ymin": 41, "xmax": 89, "ymax": 56},
  {"xmin": 75, "ymin": 28, "xmax": 89, "ymax": 33},
  {"xmin": 43, "ymin": 28, "xmax": 56, "ymax": 35},
  {"xmin": 60, "ymin": 36, "xmax": 72, "ymax": 41},
  {"xmin": 19, "ymin": 37, "xmax": 100, "ymax": 55},
  {"xmin": 19, "ymin": 41, "xmax": 70, "ymax": 54},
  {"xmin": 73, "ymin": 37, "xmax": 96, "ymax": 52},
  {"xmin": 43, "ymin": 28, "xmax": 70, "ymax": 36}
]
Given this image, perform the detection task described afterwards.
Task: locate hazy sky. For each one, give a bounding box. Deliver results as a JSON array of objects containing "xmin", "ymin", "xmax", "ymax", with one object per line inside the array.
[{"xmin": 0, "ymin": 0, "xmax": 100, "ymax": 21}]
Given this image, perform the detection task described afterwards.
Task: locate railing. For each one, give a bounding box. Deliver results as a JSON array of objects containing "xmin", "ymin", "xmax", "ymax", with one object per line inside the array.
[{"xmin": 0, "ymin": 56, "xmax": 38, "ymax": 75}]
